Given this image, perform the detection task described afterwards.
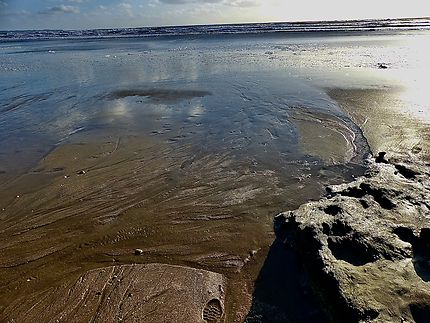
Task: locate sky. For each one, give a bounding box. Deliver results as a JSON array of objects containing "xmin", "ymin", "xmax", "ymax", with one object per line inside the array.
[{"xmin": 0, "ymin": 0, "xmax": 429, "ymax": 30}]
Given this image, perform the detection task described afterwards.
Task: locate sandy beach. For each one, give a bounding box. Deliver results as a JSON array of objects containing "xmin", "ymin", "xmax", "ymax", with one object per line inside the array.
[{"xmin": 1, "ymin": 26, "xmax": 429, "ymax": 322}]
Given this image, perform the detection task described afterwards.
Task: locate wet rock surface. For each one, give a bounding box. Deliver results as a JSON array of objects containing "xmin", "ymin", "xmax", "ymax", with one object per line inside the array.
[{"xmin": 278, "ymin": 154, "xmax": 430, "ymax": 322}]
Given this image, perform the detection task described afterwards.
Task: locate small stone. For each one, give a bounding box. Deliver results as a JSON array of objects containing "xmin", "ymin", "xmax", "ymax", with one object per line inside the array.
[
  {"xmin": 134, "ymin": 248, "xmax": 143, "ymax": 255},
  {"xmin": 219, "ymin": 285, "xmax": 224, "ymax": 294}
]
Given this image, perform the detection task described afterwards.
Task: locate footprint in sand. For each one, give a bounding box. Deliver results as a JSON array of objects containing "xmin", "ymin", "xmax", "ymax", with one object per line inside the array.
[{"xmin": 203, "ymin": 298, "xmax": 223, "ymax": 322}]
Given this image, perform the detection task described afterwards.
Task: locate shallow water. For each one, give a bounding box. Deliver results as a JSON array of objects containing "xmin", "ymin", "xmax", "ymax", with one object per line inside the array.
[
  {"xmin": 0, "ymin": 30, "xmax": 429, "ymax": 321},
  {"xmin": 1, "ymin": 32, "xmax": 429, "ymax": 176}
]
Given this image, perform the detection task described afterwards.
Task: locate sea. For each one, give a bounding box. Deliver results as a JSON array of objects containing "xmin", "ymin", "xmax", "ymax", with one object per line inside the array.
[{"xmin": 1, "ymin": 18, "xmax": 430, "ymax": 41}]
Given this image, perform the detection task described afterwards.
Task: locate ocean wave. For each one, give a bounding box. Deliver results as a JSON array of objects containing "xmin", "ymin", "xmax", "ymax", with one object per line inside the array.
[{"xmin": 1, "ymin": 18, "xmax": 429, "ymax": 42}]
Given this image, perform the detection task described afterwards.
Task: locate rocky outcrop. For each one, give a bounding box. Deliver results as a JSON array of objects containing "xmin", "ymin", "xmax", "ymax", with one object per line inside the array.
[{"xmin": 278, "ymin": 154, "xmax": 430, "ymax": 322}]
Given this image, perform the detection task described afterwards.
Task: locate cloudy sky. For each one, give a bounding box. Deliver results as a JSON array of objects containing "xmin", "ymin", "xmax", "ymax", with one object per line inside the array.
[{"xmin": 0, "ymin": 0, "xmax": 429, "ymax": 30}]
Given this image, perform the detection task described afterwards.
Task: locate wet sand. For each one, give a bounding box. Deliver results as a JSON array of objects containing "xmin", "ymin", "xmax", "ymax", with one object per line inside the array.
[
  {"xmin": 2, "ymin": 85, "xmax": 427, "ymax": 321},
  {"xmin": 328, "ymin": 88, "xmax": 430, "ymax": 162},
  {"xmin": 0, "ymin": 106, "xmax": 364, "ymax": 321},
  {"xmin": 1, "ymin": 88, "xmax": 428, "ymax": 321}
]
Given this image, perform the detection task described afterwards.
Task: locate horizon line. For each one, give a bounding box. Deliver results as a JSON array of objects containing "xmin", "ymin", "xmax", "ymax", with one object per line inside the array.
[{"xmin": 1, "ymin": 16, "xmax": 429, "ymax": 33}]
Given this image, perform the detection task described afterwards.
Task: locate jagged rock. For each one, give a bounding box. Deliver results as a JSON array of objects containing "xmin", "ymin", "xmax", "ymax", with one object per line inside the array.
[{"xmin": 278, "ymin": 154, "xmax": 430, "ymax": 322}]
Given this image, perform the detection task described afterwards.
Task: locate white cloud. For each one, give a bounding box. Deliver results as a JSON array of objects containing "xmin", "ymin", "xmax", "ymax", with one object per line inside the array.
[
  {"xmin": 158, "ymin": 0, "xmax": 222, "ymax": 4},
  {"xmin": 118, "ymin": 3, "xmax": 133, "ymax": 17},
  {"xmin": 157, "ymin": 0, "xmax": 257, "ymax": 7},
  {"xmin": 119, "ymin": 3, "xmax": 132, "ymax": 9},
  {"xmin": 226, "ymin": 0, "xmax": 257, "ymax": 7},
  {"xmin": 39, "ymin": 5, "xmax": 80, "ymax": 15}
]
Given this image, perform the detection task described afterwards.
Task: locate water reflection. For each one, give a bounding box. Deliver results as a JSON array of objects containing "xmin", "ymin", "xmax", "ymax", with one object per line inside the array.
[{"xmin": 0, "ymin": 32, "xmax": 427, "ymax": 236}]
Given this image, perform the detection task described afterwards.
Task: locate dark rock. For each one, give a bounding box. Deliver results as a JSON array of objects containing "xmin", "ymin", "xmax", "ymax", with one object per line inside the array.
[{"xmin": 278, "ymin": 155, "xmax": 430, "ymax": 322}]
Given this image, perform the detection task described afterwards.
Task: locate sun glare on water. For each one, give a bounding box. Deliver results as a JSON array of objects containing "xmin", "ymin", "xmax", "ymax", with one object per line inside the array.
[{"xmin": 390, "ymin": 33, "xmax": 430, "ymax": 122}]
